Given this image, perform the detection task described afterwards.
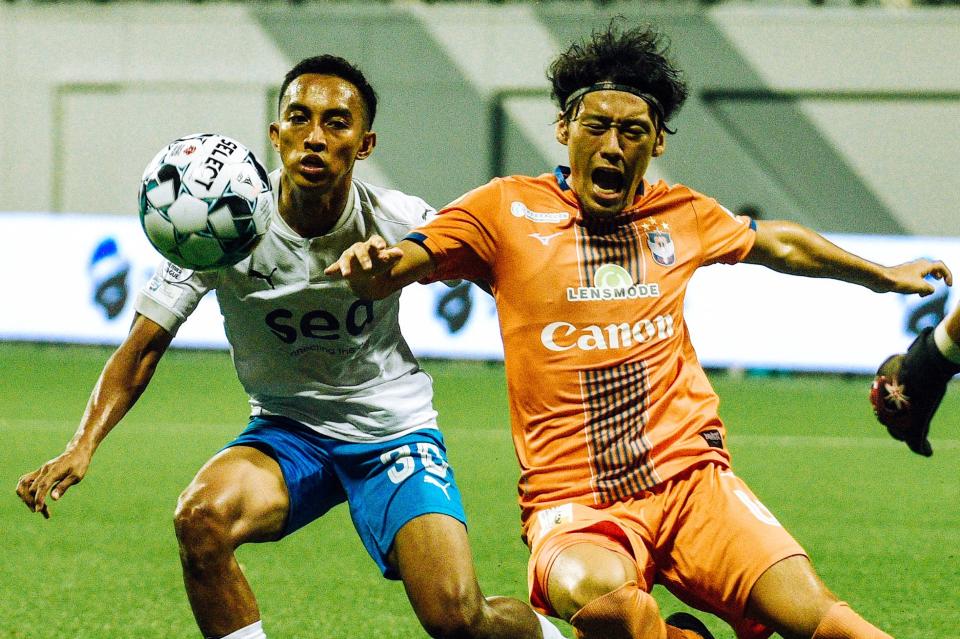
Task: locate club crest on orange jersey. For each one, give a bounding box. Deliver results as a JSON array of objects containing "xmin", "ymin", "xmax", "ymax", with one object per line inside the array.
[{"xmin": 647, "ymin": 230, "xmax": 675, "ymax": 266}]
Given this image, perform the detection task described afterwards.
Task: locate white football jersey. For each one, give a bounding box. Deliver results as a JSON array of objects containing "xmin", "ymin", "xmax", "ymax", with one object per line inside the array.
[{"xmin": 135, "ymin": 170, "xmax": 438, "ymax": 442}]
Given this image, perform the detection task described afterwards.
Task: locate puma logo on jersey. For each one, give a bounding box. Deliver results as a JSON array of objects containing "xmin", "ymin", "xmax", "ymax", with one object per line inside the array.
[
  {"xmin": 424, "ymin": 475, "xmax": 452, "ymax": 500},
  {"xmin": 529, "ymin": 232, "xmax": 563, "ymax": 246},
  {"xmin": 249, "ymin": 265, "xmax": 278, "ymax": 289}
]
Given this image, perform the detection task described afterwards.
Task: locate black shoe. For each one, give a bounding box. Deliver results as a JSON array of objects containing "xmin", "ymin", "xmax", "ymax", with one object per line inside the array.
[
  {"xmin": 870, "ymin": 327, "xmax": 959, "ymax": 457},
  {"xmin": 665, "ymin": 612, "xmax": 715, "ymax": 639}
]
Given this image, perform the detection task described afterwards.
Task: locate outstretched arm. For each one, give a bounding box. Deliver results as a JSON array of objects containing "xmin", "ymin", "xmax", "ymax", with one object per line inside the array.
[
  {"xmin": 744, "ymin": 220, "xmax": 953, "ymax": 295},
  {"xmin": 16, "ymin": 313, "xmax": 173, "ymax": 518},
  {"xmin": 324, "ymin": 235, "xmax": 437, "ymax": 300}
]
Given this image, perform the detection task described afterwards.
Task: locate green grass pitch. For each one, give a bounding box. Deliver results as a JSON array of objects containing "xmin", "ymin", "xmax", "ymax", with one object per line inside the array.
[{"xmin": 2, "ymin": 342, "xmax": 958, "ymax": 638}]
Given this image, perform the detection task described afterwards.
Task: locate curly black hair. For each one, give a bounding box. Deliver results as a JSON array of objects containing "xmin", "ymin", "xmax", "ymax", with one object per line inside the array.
[
  {"xmin": 547, "ymin": 21, "xmax": 688, "ymax": 132},
  {"xmin": 278, "ymin": 55, "xmax": 378, "ymax": 128}
]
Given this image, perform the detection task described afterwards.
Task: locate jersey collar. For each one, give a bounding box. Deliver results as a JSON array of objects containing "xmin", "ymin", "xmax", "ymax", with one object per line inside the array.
[
  {"xmin": 269, "ymin": 169, "xmax": 358, "ymax": 241},
  {"xmin": 553, "ymin": 165, "xmax": 649, "ymax": 232}
]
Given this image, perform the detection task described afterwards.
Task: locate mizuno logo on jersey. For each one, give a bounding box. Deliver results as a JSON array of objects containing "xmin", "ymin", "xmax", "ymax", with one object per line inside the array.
[
  {"xmin": 540, "ymin": 313, "xmax": 675, "ymax": 352},
  {"xmin": 510, "ymin": 201, "xmax": 569, "ymax": 223},
  {"xmin": 529, "ymin": 232, "xmax": 563, "ymax": 246},
  {"xmin": 567, "ymin": 264, "xmax": 660, "ymax": 302}
]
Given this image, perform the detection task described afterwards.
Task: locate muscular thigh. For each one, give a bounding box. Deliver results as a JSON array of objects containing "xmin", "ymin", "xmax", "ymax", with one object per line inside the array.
[
  {"xmin": 180, "ymin": 445, "xmax": 290, "ymax": 544},
  {"xmin": 390, "ymin": 513, "xmax": 481, "ymax": 614},
  {"xmin": 656, "ymin": 463, "xmax": 806, "ymax": 636},
  {"xmin": 334, "ymin": 428, "xmax": 467, "ymax": 579},
  {"xmin": 221, "ymin": 416, "xmax": 348, "ymax": 538}
]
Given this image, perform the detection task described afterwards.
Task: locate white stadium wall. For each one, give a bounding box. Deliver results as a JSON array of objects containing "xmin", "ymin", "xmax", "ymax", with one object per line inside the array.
[
  {"xmin": 709, "ymin": 8, "xmax": 960, "ymax": 238},
  {"xmin": 2, "ymin": 2, "xmax": 959, "ymax": 371},
  {"xmin": 0, "ymin": 4, "xmax": 288, "ymax": 215},
  {"xmin": 0, "ymin": 3, "xmax": 958, "ymax": 232}
]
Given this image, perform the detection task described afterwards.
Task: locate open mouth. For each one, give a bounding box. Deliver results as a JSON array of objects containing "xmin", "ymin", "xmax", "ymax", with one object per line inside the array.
[
  {"xmin": 591, "ymin": 167, "xmax": 624, "ymax": 198},
  {"xmin": 300, "ymin": 155, "xmax": 326, "ymax": 176}
]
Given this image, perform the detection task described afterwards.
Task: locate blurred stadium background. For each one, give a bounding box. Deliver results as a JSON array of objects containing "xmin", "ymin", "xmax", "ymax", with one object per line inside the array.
[{"xmin": 2, "ymin": 1, "xmax": 958, "ymax": 638}]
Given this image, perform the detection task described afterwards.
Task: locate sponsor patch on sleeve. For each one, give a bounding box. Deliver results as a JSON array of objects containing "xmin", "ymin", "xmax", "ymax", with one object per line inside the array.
[
  {"xmin": 161, "ymin": 261, "xmax": 194, "ymax": 283},
  {"xmin": 147, "ymin": 274, "xmax": 185, "ymax": 307},
  {"xmin": 699, "ymin": 429, "xmax": 724, "ymax": 449}
]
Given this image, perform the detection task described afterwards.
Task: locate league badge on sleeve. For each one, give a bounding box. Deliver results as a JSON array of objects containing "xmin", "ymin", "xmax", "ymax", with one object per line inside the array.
[{"xmin": 162, "ymin": 260, "xmax": 195, "ymax": 283}]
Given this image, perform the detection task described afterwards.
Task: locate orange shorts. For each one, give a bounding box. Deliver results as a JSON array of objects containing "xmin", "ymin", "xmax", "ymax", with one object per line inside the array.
[{"xmin": 525, "ymin": 462, "xmax": 806, "ymax": 639}]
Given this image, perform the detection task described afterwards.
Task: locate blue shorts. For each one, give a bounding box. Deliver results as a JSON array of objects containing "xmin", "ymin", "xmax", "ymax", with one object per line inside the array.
[{"xmin": 224, "ymin": 415, "xmax": 467, "ymax": 579}]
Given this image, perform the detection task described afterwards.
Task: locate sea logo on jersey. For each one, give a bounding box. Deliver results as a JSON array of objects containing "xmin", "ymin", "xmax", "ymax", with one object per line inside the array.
[
  {"xmin": 265, "ymin": 299, "xmax": 374, "ymax": 345},
  {"xmin": 566, "ymin": 263, "xmax": 660, "ymax": 302},
  {"xmin": 510, "ymin": 201, "xmax": 569, "ymax": 224},
  {"xmin": 540, "ymin": 313, "xmax": 675, "ymax": 351},
  {"xmin": 647, "ymin": 231, "xmax": 675, "ymax": 266}
]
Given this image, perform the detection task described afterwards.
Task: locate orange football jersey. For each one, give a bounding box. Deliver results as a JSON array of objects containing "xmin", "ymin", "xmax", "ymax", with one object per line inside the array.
[{"xmin": 410, "ymin": 167, "xmax": 756, "ymax": 525}]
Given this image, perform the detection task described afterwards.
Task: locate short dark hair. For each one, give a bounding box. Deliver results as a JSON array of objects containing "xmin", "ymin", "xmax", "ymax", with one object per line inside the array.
[
  {"xmin": 547, "ymin": 21, "xmax": 688, "ymax": 132},
  {"xmin": 277, "ymin": 55, "xmax": 378, "ymax": 128}
]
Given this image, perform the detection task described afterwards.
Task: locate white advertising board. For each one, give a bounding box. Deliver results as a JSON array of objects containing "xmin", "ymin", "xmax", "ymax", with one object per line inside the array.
[{"xmin": 1, "ymin": 212, "xmax": 956, "ymax": 373}]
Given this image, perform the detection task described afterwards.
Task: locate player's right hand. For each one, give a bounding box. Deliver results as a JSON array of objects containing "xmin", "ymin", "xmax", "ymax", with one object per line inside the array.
[
  {"xmin": 324, "ymin": 235, "xmax": 404, "ymax": 282},
  {"xmin": 16, "ymin": 449, "xmax": 91, "ymax": 519},
  {"xmin": 879, "ymin": 258, "xmax": 952, "ymax": 296}
]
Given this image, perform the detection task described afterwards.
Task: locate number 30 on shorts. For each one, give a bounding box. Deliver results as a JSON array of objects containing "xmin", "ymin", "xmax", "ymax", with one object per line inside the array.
[{"xmin": 380, "ymin": 443, "xmax": 449, "ymax": 484}]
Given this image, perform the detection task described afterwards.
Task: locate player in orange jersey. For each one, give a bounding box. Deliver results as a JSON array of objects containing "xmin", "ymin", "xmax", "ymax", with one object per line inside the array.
[{"xmin": 326, "ymin": 23, "xmax": 951, "ymax": 639}]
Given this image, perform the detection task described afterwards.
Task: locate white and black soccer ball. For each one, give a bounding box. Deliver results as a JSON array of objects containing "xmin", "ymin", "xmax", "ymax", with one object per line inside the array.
[{"xmin": 139, "ymin": 133, "xmax": 272, "ymax": 270}]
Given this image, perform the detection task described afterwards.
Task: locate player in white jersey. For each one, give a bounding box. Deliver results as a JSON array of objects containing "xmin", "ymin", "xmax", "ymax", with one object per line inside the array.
[{"xmin": 17, "ymin": 55, "xmax": 562, "ymax": 639}]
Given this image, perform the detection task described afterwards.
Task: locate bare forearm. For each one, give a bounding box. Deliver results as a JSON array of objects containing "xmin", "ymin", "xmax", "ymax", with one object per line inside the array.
[
  {"xmin": 17, "ymin": 316, "xmax": 172, "ymax": 517},
  {"xmin": 69, "ymin": 316, "xmax": 171, "ymax": 454},
  {"xmin": 747, "ymin": 221, "xmax": 889, "ymax": 290},
  {"xmin": 746, "ymin": 220, "xmax": 950, "ymax": 296},
  {"xmin": 331, "ymin": 238, "xmax": 438, "ymax": 300},
  {"xmin": 70, "ymin": 347, "xmax": 161, "ymax": 453},
  {"xmin": 358, "ymin": 262, "xmax": 435, "ymax": 300}
]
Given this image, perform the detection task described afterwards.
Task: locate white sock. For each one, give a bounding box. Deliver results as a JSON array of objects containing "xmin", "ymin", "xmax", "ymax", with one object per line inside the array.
[
  {"xmin": 934, "ymin": 322, "xmax": 960, "ymax": 365},
  {"xmin": 535, "ymin": 611, "xmax": 566, "ymax": 639},
  {"xmin": 220, "ymin": 620, "xmax": 266, "ymax": 639}
]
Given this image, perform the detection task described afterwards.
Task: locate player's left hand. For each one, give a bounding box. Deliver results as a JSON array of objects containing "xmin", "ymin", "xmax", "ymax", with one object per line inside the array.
[{"xmin": 881, "ymin": 258, "xmax": 952, "ymax": 296}]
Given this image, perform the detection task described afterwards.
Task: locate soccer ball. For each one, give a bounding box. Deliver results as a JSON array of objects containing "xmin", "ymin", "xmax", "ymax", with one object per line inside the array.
[{"xmin": 139, "ymin": 133, "xmax": 272, "ymax": 270}]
